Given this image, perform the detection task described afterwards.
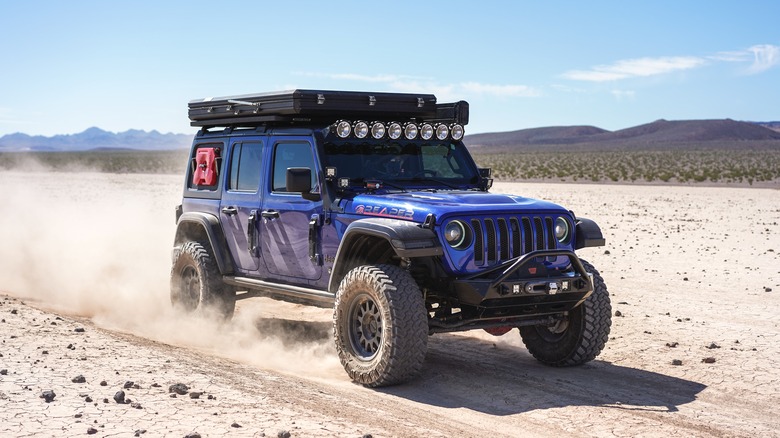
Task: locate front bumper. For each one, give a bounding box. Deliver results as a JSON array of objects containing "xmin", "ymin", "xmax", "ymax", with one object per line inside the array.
[{"xmin": 451, "ymin": 250, "xmax": 593, "ymax": 310}]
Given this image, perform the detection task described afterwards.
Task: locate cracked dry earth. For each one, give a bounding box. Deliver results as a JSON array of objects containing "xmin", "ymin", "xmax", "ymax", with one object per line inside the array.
[{"xmin": 1, "ymin": 171, "xmax": 780, "ymax": 437}]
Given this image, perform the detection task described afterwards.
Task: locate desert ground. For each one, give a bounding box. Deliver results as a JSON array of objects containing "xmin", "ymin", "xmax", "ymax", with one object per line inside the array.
[{"xmin": 1, "ymin": 170, "xmax": 779, "ymax": 437}]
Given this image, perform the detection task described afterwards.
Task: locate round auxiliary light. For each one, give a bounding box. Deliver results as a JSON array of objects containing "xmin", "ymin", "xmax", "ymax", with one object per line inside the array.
[
  {"xmin": 335, "ymin": 120, "xmax": 351, "ymax": 138},
  {"xmin": 403, "ymin": 122, "xmax": 418, "ymax": 140},
  {"xmin": 420, "ymin": 123, "xmax": 434, "ymax": 140},
  {"xmin": 450, "ymin": 124, "xmax": 464, "ymax": 141},
  {"xmin": 354, "ymin": 121, "xmax": 369, "ymax": 139},
  {"xmin": 435, "ymin": 123, "xmax": 449, "ymax": 141},
  {"xmin": 388, "ymin": 122, "xmax": 402, "ymax": 140},
  {"xmin": 444, "ymin": 220, "xmax": 470, "ymax": 249},
  {"xmin": 370, "ymin": 121, "xmax": 386, "ymax": 139},
  {"xmin": 554, "ymin": 217, "xmax": 570, "ymax": 243}
]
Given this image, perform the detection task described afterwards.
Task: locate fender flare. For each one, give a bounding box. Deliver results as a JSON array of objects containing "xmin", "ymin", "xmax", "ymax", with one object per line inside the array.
[
  {"xmin": 575, "ymin": 217, "xmax": 606, "ymax": 249},
  {"xmin": 174, "ymin": 212, "xmax": 235, "ymax": 274},
  {"xmin": 328, "ymin": 218, "xmax": 443, "ymax": 292}
]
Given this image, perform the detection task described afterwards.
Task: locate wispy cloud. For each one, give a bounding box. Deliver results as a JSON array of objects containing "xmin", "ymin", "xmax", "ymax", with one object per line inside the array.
[
  {"xmin": 292, "ymin": 72, "xmax": 540, "ymax": 100},
  {"xmin": 610, "ymin": 89, "xmax": 636, "ymax": 101},
  {"xmin": 746, "ymin": 44, "xmax": 780, "ymax": 74},
  {"xmin": 562, "ymin": 56, "xmax": 707, "ymax": 82}
]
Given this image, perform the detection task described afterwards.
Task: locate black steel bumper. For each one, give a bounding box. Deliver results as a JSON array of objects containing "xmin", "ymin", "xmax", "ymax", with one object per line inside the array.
[{"xmin": 451, "ymin": 250, "xmax": 594, "ymax": 309}]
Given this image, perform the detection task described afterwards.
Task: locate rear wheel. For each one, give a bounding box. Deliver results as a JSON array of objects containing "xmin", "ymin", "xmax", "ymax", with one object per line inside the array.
[
  {"xmin": 170, "ymin": 241, "xmax": 235, "ymax": 321},
  {"xmin": 519, "ymin": 259, "xmax": 611, "ymax": 366},
  {"xmin": 333, "ymin": 264, "xmax": 428, "ymax": 387}
]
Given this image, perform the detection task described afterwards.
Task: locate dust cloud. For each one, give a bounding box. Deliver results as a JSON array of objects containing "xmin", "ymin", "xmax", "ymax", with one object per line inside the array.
[{"xmin": 0, "ymin": 166, "xmax": 342, "ymax": 380}]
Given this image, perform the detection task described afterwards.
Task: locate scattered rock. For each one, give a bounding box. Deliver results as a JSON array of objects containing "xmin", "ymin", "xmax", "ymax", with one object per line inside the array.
[
  {"xmin": 278, "ymin": 431, "xmax": 291, "ymax": 438},
  {"xmin": 113, "ymin": 390, "xmax": 126, "ymax": 404},
  {"xmin": 72, "ymin": 375, "xmax": 87, "ymax": 383},
  {"xmin": 0, "ymin": 369, "xmax": 7, "ymax": 375},
  {"xmin": 134, "ymin": 430, "xmax": 147, "ymax": 437},
  {"xmin": 124, "ymin": 381, "xmax": 135, "ymax": 389},
  {"xmin": 706, "ymin": 342, "xmax": 721, "ymax": 349},
  {"xmin": 190, "ymin": 392, "xmax": 202, "ymax": 399},
  {"xmin": 184, "ymin": 433, "xmax": 201, "ymax": 438},
  {"xmin": 75, "ymin": 413, "xmax": 83, "ymax": 418},
  {"xmin": 99, "ymin": 380, "xmax": 108, "ymax": 386},
  {"xmin": 85, "ymin": 396, "xmax": 93, "ymax": 403},
  {"xmin": 362, "ymin": 434, "xmax": 373, "ymax": 438},
  {"xmin": 151, "ymin": 383, "xmax": 161, "ymax": 388},
  {"xmin": 702, "ymin": 357, "xmax": 717, "ymax": 364},
  {"xmin": 169, "ymin": 383, "xmax": 189, "ymax": 395},
  {"xmin": 666, "ymin": 342, "xmax": 679, "ymax": 348},
  {"xmin": 671, "ymin": 359, "xmax": 683, "ymax": 366},
  {"xmin": 87, "ymin": 427, "xmax": 98, "ymax": 435},
  {"xmin": 102, "ymin": 398, "xmax": 109, "ymax": 404},
  {"xmin": 683, "ymin": 277, "xmax": 689, "ymax": 281},
  {"xmin": 40, "ymin": 390, "xmax": 56, "ymax": 403},
  {"xmin": 765, "ymin": 287, "xmax": 773, "ymax": 292},
  {"xmin": 614, "ymin": 310, "xmax": 623, "ymax": 317},
  {"xmin": 10, "ymin": 309, "xmax": 18, "ymax": 314},
  {"xmin": 231, "ymin": 422, "xmax": 242, "ymax": 428},
  {"xmin": 74, "ymin": 328, "xmax": 86, "ymax": 333},
  {"xmin": 604, "ymin": 250, "xmax": 611, "ymax": 255},
  {"xmin": 130, "ymin": 402, "xmax": 143, "ymax": 409}
]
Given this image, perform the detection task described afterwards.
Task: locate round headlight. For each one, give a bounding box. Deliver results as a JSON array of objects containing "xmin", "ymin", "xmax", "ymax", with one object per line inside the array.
[
  {"xmin": 420, "ymin": 123, "xmax": 434, "ymax": 140},
  {"xmin": 444, "ymin": 220, "xmax": 470, "ymax": 249},
  {"xmin": 354, "ymin": 121, "xmax": 369, "ymax": 139},
  {"xmin": 404, "ymin": 123, "xmax": 418, "ymax": 140},
  {"xmin": 335, "ymin": 120, "xmax": 351, "ymax": 138},
  {"xmin": 388, "ymin": 122, "xmax": 402, "ymax": 140},
  {"xmin": 554, "ymin": 217, "xmax": 570, "ymax": 242},
  {"xmin": 435, "ymin": 123, "xmax": 449, "ymax": 140},
  {"xmin": 450, "ymin": 124, "xmax": 464, "ymax": 141},
  {"xmin": 370, "ymin": 121, "xmax": 386, "ymax": 139}
]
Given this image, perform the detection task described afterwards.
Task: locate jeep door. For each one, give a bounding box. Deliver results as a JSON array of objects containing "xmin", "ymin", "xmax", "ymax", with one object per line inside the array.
[
  {"xmin": 219, "ymin": 139, "xmax": 263, "ymax": 273},
  {"xmin": 259, "ymin": 138, "xmax": 322, "ymax": 282}
]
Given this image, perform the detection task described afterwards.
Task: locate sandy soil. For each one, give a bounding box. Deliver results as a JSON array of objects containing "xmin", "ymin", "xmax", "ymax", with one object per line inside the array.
[{"xmin": 1, "ymin": 170, "xmax": 779, "ymax": 437}]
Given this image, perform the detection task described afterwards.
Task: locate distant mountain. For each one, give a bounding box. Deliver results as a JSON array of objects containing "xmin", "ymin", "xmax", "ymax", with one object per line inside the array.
[
  {"xmin": 753, "ymin": 121, "xmax": 780, "ymax": 133},
  {"xmin": 465, "ymin": 119, "xmax": 780, "ymax": 152},
  {"xmin": 0, "ymin": 127, "xmax": 191, "ymax": 152}
]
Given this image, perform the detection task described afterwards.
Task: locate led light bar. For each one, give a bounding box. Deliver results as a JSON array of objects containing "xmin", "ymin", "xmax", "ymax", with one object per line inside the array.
[{"xmin": 330, "ymin": 119, "xmax": 464, "ymax": 140}]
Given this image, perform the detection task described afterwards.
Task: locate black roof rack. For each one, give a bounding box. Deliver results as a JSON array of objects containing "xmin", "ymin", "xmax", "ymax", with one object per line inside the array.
[{"xmin": 188, "ymin": 89, "xmax": 468, "ymax": 128}]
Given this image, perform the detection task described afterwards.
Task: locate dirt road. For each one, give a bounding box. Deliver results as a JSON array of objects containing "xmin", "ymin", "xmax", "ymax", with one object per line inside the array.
[{"xmin": 1, "ymin": 171, "xmax": 778, "ymax": 437}]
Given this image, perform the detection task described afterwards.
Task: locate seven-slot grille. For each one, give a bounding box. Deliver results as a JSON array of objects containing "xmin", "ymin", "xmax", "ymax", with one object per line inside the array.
[{"xmin": 469, "ymin": 216, "xmax": 557, "ymax": 266}]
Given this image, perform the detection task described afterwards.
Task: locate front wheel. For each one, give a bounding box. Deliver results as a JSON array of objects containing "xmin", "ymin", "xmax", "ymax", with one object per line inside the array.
[
  {"xmin": 333, "ymin": 264, "xmax": 428, "ymax": 387},
  {"xmin": 519, "ymin": 259, "xmax": 611, "ymax": 366},
  {"xmin": 170, "ymin": 241, "xmax": 236, "ymax": 321}
]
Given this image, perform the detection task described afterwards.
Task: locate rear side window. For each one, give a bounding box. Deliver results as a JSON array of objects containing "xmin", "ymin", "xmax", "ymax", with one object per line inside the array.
[
  {"xmin": 272, "ymin": 141, "xmax": 317, "ymax": 192},
  {"xmin": 228, "ymin": 141, "xmax": 263, "ymax": 192}
]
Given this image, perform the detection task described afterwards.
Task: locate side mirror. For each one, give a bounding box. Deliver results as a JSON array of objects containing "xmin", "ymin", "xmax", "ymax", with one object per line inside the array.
[{"xmin": 286, "ymin": 167, "xmax": 320, "ymax": 201}]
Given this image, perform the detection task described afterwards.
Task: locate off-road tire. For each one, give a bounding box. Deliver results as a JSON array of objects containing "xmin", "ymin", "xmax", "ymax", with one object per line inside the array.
[
  {"xmin": 170, "ymin": 241, "xmax": 236, "ymax": 321},
  {"xmin": 519, "ymin": 259, "xmax": 611, "ymax": 366},
  {"xmin": 333, "ymin": 264, "xmax": 428, "ymax": 387}
]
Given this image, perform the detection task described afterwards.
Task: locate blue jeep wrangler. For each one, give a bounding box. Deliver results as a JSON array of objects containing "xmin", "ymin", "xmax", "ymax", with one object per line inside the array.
[{"xmin": 171, "ymin": 90, "xmax": 610, "ymax": 387}]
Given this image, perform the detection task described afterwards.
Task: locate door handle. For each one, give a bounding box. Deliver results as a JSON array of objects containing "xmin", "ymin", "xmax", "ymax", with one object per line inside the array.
[
  {"xmin": 261, "ymin": 210, "xmax": 280, "ymax": 219},
  {"xmin": 221, "ymin": 206, "xmax": 238, "ymax": 216}
]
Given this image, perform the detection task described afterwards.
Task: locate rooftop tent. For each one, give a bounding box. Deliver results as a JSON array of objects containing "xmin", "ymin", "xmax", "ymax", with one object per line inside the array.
[{"xmin": 188, "ymin": 89, "xmax": 468, "ymax": 128}]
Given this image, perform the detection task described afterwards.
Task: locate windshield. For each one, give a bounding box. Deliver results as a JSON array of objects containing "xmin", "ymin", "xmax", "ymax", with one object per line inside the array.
[{"xmin": 323, "ymin": 140, "xmax": 480, "ymax": 188}]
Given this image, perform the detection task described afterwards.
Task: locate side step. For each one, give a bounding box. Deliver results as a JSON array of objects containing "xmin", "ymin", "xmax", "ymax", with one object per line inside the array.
[{"xmin": 223, "ymin": 276, "xmax": 334, "ymax": 308}]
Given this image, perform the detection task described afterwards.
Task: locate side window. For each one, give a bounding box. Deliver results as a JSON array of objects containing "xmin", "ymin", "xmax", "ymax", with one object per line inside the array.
[
  {"xmin": 272, "ymin": 141, "xmax": 317, "ymax": 192},
  {"xmin": 228, "ymin": 141, "xmax": 263, "ymax": 192}
]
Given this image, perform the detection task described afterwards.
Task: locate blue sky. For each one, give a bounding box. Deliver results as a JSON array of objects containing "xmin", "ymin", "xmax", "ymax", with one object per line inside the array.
[{"xmin": 1, "ymin": 1, "xmax": 779, "ymax": 136}]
